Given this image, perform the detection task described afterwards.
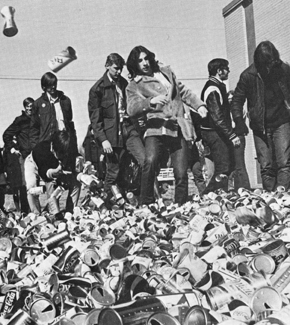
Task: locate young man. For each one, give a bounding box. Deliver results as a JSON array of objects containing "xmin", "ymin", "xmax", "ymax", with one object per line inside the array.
[
  {"xmin": 3, "ymin": 97, "xmax": 39, "ymax": 213},
  {"xmin": 24, "ymin": 130, "xmax": 80, "ymax": 215},
  {"xmin": 33, "ymin": 72, "xmax": 78, "ymax": 172},
  {"xmin": 88, "ymin": 53, "xmax": 145, "ymax": 198},
  {"xmin": 200, "ymin": 58, "xmax": 240, "ymax": 194},
  {"xmin": 231, "ymin": 41, "xmax": 290, "ymax": 191},
  {"xmin": 126, "ymin": 45, "xmax": 207, "ymax": 205}
]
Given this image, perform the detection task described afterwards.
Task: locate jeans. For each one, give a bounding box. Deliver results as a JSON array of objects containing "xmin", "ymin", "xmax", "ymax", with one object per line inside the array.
[
  {"xmin": 254, "ymin": 122, "xmax": 290, "ymax": 191},
  {"xmin": 233, "ymin": 136, "xmax": 251, "ymax": 190},
  {"xmin": 104, "ymin": 133, "xmax": 145, "ymax": 193},
  {"xmin": 25, "ymin": 153, "xmax": 81, "ymax": 214},
  {"xmin": 141, "ymin": 135, "xmax": 188, "ymax": 205},
  {"xmin": 201, "ymin": 130, "xmax": 235, "ymax": 193}
]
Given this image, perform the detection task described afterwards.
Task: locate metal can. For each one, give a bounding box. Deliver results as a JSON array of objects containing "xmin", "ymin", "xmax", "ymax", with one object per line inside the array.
[
  {"xmin": 262, "ymin": 239, "xmax": 288, "ymax": 265},
  {"xmin": 223, "ymin": 237, "xmax": 240, "ymax": 257},
  {"xmin": 28, "ymin": 186, "xmax": 45, "ymax": 195},
  {"xmin": 81, "ymin": 248, "xmax": 100, "ymax": 267},
  {"xmin": 75, "ymin": 156, "xmax": 84, "ymax": 173},
  {"xmin": 41, "ymin": 229, "xmax": 71, "ymax": 251},
  {"xmin": 7, "ymin": 309, "xmax": 37, "ymax": 325},
  {"xmin": 250, "ymin": 286, "xmax": 282, "ymax": 317},
  {"xmin": 111, "ymin": 185, "xmax": 123, "ymax": 200},
  {"xmin": 251, "ymin": 253, "xmax": 276, "ymax": 274},
  {"xmin": 51, "ymin": 186, "xmax": 65, "ymax": 199}
]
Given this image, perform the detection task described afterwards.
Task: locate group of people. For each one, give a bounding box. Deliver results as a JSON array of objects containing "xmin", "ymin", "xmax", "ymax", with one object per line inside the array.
[{"xmin": 1, "ymin": 40, "xmax": 290, "ymax": 215}]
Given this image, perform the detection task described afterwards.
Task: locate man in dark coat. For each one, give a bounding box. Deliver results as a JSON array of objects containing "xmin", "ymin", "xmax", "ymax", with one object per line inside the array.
[
  {"xmin": 88, "ymin": 53, "xmax": 145, "ymax": 197},
  {"xmin": 231, "ymin": 41, "xmax": 290, "ymax": 191},
  {"xmin": 3, "ymin": 97, "xmax": 39, "ymax": 213}
]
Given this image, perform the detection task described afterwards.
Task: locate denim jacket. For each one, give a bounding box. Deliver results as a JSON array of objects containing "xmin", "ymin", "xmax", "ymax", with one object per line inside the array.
[{"xmin": 231, "ymin": 62, "xmax": 290, "ymax": 132}]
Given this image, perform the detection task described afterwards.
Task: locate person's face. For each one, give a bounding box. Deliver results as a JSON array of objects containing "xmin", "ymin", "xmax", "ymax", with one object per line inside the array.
[
  {"xmin": 107, "ymin": 63, "xmax": 122, "ymax": 81},
  {"xmin": 25, "ymin": 103, "xmax": 33, "ymax": 116},
  {"xmin": 218, "ymin": 66, "xmax": 230, "ymax": 81},
  {"xmin": 45, "ymin": 82, "xmax": 58, "ymax": 97},
  {"xmin": 138, "ymin": 52, "xmax": 152, "ymax": 76}
]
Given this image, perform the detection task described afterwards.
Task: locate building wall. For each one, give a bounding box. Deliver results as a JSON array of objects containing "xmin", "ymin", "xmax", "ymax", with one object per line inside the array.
[
  {"xmin": 253, "ymin": 0, "xmax": 290, "ymax": 62},
  {"xmin": 223, "ymin": 1, "xmax": 261, "ymax": 188}
]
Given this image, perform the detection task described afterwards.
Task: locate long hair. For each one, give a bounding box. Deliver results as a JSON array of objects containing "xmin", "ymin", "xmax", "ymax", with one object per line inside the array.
[
  {"xmin": 254, "ymin": 41, "xmax": 280, "ymax": 73},
  {"xmin": 126, "ymin": 45, "xmax": 159, "ymax": 79}
]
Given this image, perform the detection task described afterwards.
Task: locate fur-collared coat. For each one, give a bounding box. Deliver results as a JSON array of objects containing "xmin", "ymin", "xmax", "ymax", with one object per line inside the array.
[{"xmin": 126, "ymin": 64, "xmax": 205, "ymax": 141}]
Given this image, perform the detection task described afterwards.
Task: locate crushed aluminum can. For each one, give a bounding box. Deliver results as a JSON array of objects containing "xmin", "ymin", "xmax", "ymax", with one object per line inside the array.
[{"xmin": 53, "ymin": 246, "xmax": 80, "ymax": 273}]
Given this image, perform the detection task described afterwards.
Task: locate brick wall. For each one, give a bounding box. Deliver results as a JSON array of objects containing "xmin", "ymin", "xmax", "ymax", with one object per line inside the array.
[
  {"xmin": 224, "ymin": 3, "xmax": 261, "ymax": 188},
  {"xmin": 254, "ymin": 0, "xmax": 290, "ymax": 62}
]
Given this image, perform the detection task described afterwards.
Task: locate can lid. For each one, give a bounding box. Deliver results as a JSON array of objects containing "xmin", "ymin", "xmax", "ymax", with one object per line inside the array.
[
  {"xmin": 209, "ymin": 203, "xmax": 221, "ymax": 215},
  {"xmin": 30, "ymin": 298, "xmax": 56, "ymax": 324},
  {"xmin": 90, "ymin": 285, "xmax": 115, "ymax": 306},
  {"xmin": 250, "ymin": 286, "xmax": 282, "ymax": 316},
  {"xmin": 81, "ymin": 249, "xmax": 100, "ymax": 267},
  {"xmin": 251, "ymin": 254, "xmax": 276, "ymax": 274}
]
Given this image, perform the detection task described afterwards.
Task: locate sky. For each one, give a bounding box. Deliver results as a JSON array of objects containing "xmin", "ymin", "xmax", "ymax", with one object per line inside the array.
[{"xmin": 0, "ymin": 0, "xmax": 229, "ymax": 148}]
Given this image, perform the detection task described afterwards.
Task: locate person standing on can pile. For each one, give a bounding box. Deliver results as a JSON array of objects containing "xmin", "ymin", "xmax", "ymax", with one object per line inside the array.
[
  {"xmin": 126, "ymin": 45, "xmax": 207, "ymax": 206},
  {"xmin": 3, "ymin": 97, "xmax": 39, "ymax": 214},
  {"xmin": 24, "ymin": 130, "xmax": 80, "ymax": 215},
  {"xmin": 200, "ymin": 58, "xmax": 240, "ymax": 194},
  {"xmin": 32, "ymin": 72, "xmax": 79, "ymax": 177},
  {"xmin": 88, "ymin": 53, "xmax": 145, "ymax": 203},
  {"xmin": 231, "ymin": 41, "xmax": 290, "ymax": 191}
]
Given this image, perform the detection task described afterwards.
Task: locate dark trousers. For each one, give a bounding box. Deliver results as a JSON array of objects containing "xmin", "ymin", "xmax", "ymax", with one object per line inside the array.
[
  {"xmin": 141, "ymin": 135, "xmax": 188, "ymax": 205},
  {"xmin": 104, "ymin": 134, "xmax": 145, "ymax": 193},
  {"xmin": 254, "ymin": 122, "xmax": 290, "ymax": 191},
  {"xmin": 201, "ymin": 130, "xmax": 234, "ymax": 193},
  {"xmin": 188, "ymin": 143, "xmax": 206, "ymax": 194}
]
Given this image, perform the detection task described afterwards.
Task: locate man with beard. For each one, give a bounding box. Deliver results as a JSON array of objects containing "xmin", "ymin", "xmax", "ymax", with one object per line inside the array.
[{"xmin": 231, "ymin": 41, "xmax": 290, "ymax": 191}]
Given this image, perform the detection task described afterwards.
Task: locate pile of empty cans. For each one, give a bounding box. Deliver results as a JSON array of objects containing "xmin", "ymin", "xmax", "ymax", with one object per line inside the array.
[{"xmin": 1, "ymin": 162, "xmax": 290, "ymax": 324}]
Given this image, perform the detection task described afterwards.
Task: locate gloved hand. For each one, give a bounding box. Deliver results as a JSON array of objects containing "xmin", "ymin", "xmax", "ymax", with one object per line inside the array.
[{"xmin": 234, "ymin": 117, "xmax": 249, "ymax": 136}]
